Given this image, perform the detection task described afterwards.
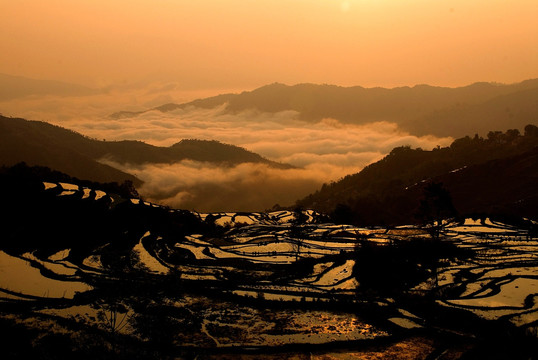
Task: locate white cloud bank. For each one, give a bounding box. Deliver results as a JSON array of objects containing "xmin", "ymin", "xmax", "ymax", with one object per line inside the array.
[{"xmin": 1, "ymin": 88, "xmax": 453, "ymax": 211}]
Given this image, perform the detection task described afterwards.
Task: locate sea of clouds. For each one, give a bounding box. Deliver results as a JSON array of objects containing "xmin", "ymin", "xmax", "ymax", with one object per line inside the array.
[{"xmin": 1, "ymin": 84, "xmax": 453, "ymax": 211}]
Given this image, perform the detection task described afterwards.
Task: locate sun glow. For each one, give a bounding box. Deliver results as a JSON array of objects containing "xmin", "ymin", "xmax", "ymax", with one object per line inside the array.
[{"xmin": 1, "ymin": 0, "xmax": 537, "ymax": 90}]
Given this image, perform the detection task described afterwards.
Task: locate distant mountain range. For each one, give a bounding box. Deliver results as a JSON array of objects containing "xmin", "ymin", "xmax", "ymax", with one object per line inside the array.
[
  {"xmin": 0, "ymin": 73, "xmax": 100, "ymax": 100},
  {"xmin": 296, "ymin": 124, "xmax": 538, "ymax": 225},
  {"xmin": 110, "ymin": 79, "xmax": 538, "ymax": 138},
  {"xmin": 0, "ymin": 115, "xmax": 292, "ymax": 186}
]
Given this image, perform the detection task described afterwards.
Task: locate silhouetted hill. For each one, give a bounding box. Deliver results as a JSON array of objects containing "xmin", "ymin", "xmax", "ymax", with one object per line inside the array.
[
  {"xmin": 296, "ymin": 124, "xmax": 538, "ymax": 225},
  {"xmin": 94, "ymin": 138, "xmax": 292, "ymax": 168},
  {"xmin": 110, "ymin": 79, "xmax": 538, "ymax": 138},
  {"xmin": 0, "ymin": 115, "xmax": 293, "ymax": 184},
  {"xmin": 0, "ymin": 115, "xmax": 141, "ymax": 185},
  {"xmin": 0, "ymin": 73, "xmax": 100, "ymax": 100},
  {"xmin": 407, "ymin": 86, "xmax": 538, "ymax": 137}
]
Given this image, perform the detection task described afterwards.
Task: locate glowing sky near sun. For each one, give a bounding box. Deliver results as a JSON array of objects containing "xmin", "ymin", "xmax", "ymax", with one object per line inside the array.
[{"xmin": 1, "ymin": 0, "xmax": 537, "ymax": 91}]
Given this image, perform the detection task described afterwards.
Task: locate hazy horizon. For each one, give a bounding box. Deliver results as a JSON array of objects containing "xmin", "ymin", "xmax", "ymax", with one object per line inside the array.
[{"xmin": 2, "ymin": 1, "xmax": 538, "ymax": 94}]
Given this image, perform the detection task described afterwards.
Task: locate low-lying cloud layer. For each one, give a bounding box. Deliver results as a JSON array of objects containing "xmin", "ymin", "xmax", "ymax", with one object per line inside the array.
[
  {"xmin": 104, "ymin": 160, "xmax": 324, "ymax": 212},
  {"xmin": 1, "ymin": 88, "xmax": 453, "ymax": 211}
]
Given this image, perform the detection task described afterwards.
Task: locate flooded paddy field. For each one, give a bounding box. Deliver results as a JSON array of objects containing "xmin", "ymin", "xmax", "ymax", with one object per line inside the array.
[{"xmin": 1, "ymin": 181, "xmax": 538, "ymax": 358}]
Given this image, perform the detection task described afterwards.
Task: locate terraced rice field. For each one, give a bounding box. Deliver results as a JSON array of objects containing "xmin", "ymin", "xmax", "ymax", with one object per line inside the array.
[{"xmin": 1, "ymin": 181, "xmax": 538, "ymax": 357}]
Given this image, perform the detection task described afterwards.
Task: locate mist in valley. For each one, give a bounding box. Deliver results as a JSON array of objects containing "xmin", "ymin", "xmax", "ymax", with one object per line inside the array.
[{"xmin": 1, "ymin": 88, "xmax": 453, "ymax": 211}]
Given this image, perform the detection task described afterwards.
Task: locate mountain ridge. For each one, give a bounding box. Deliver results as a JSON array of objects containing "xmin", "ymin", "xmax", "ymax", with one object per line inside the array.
[
  {"xmin": 109, "ymin": 79, "xmax": 538, "ymax": 138},
  {"xmin": 0, "ymin": 115, "xmax": 293, "ymax": 186},
  {"xmin": 0, "ymin": 115, "xmax": 141, "ymax": 186},
  {"xmin": 295, "ymin": 124, "xmax": 538, "ymax": 225}
]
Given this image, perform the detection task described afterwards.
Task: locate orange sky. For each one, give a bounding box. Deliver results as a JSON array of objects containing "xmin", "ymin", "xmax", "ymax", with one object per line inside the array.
[{"xmin": 2, "ymin": 0, "xmax": 538, "ymax": 92}]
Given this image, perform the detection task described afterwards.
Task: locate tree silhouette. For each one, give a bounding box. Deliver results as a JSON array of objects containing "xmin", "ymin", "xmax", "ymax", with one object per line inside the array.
[
  {"xmin": 524, "ymin": 124, "xmax": 538, "ymax": 137},
  {"xmin": 289, "ymin": 207, "xmax": 309, "ymax": 260},
  {"xmin": 417, "ymin": 182, "xmax": 457, "ymax": 239}
]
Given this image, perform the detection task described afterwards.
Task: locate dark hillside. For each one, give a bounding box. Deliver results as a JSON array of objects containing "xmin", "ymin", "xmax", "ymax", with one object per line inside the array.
[
  {"xmin": 0, "ymin": 116, "xmax": 292, "ymax": 185},
  {"xmin": 296, "ymin": 125, "xmax": 538, "ymax": 225},
  {"xmin": 0, "ymin": 116, "xmax": 141, "ymax": 185}
]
